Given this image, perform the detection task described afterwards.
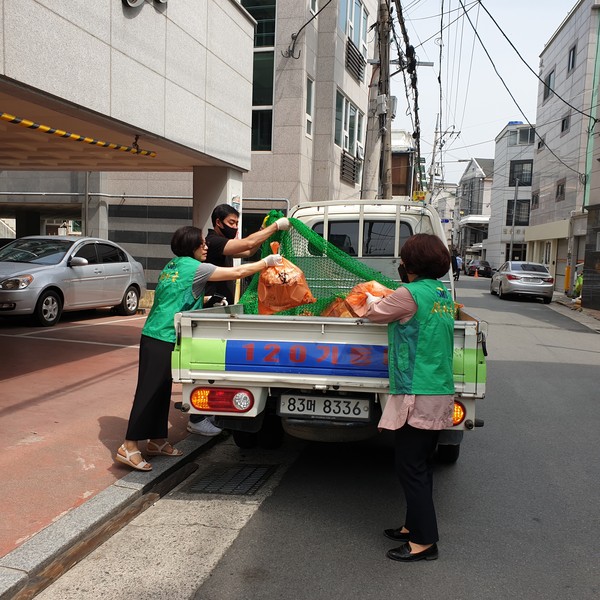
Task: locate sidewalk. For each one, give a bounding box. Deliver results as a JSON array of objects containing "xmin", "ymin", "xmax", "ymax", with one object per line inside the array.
[{"xmin": 1, "ymin": 297, "xmax": 599, "ymax": 600}]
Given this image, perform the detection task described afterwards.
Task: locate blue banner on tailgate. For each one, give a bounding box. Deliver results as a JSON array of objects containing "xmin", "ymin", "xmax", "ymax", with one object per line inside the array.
[{"xmin": 225, "ymin": 340, "xmax": 388, "ymax": 378}]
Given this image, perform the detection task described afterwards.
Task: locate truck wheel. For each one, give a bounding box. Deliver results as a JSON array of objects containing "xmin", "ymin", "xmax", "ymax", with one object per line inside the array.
[
  {"xmin": 436, "ymin": 444, "xmax": 460, "ymax": 464},
  {"xmin": 232, "ymin": 430, "xmax": 258, "ymax": 449},
  {"xmin": 258, "ymin": 414, "xmax": 284, "ymax": 449}
]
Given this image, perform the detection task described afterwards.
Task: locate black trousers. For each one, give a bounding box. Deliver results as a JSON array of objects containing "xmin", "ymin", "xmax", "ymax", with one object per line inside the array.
[
  {"xmin": 394, "ymin": 423, "xmax": 441, "ymax": 545},
  {"xmin": 125, "ymin": 335, "xmax": 174, "ymax": 441}
]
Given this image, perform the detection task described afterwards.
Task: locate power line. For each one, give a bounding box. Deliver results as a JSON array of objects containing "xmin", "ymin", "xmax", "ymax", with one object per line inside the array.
[
  {"xmin": 477, "ymin": 0, "xmax": 598, "ymax": 126},
  {"xmin": 457, "ymin": 0, "xmax": 585, "ymax": 179}
]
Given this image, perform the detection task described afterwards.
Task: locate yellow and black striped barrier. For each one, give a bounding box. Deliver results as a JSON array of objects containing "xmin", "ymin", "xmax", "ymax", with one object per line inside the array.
[{"xmin": 1, "ymin": 111, "xmax": 156, "ymax": 158}]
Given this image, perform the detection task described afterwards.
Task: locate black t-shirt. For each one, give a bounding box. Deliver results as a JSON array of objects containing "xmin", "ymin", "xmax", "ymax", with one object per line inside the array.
[{"xmin": 205, "ymin": 229, "xmax": 235, "ymax": 303}]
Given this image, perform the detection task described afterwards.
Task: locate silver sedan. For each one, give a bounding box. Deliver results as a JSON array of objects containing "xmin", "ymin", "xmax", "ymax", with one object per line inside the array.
[
  {"xmin": 0, "ymin": 236, "xmax": 146, "ymax": 326},
  {"xmin": 490, "ymin": 261, "xmax": 554, "ymax": 304}
]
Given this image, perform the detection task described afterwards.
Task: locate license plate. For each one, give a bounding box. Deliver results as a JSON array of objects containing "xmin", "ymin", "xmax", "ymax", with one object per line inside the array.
[
  {"xmin": 527, "ymin": 278, "xmax": 541, "ymax": 283},
  {"xmin": 279, "ymin": 395, "xmax": 370, "ymax": 421}
]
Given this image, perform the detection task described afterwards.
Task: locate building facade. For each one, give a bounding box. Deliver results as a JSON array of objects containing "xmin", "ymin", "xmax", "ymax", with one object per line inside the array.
[
  {"xmin": 484, "ymin": 122, "xmax": 535, "ymax": 270},
  {"xmin": 240, "ymin": 0, "xmax": 378, "ymax": 209},
  {"xmin": 527, "ymin": 0, "xmax": 597, "ymax": 295},
  {"xmin": 0, "ymin": 0, "xmax": 255, "ymax": 286},
  {"xmin": 455, "ymin": 158, "xmax": 494, "ymax": 262}
]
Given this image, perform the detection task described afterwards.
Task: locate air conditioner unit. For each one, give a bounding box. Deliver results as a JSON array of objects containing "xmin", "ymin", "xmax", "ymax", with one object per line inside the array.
[{"xmin": 356, "ymin": 142, "xmax": 365, "ymax": 160}]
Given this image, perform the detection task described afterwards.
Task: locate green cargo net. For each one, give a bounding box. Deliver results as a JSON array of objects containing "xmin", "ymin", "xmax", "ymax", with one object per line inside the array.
[{"xmin": 239, "ymin": 210, "xmax": 400, "ymax": 315}]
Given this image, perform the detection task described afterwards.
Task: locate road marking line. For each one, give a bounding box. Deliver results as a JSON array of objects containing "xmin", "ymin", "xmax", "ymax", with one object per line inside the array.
[{"xmin": 0, "ymin": 333, "xmax": 139, "ymax": 349}]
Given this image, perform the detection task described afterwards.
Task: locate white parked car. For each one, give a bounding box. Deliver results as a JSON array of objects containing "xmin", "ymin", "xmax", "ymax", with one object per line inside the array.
[
  {"xmin": 490, "ymin": 261, "xmax": 554, "ymax": 304},
  {"xmin": 0, "ymin": 236, "xmax": 146, "ymax": 326}
]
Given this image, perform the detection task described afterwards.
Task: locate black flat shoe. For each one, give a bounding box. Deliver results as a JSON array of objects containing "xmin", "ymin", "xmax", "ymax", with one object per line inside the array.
[
  {"xmin": 386, "ymin": 542, "xmax": 438, "ymax": 562},
  {"xmin": 384, "ymin": 527, "xmax": 410, "ymax": 542}
]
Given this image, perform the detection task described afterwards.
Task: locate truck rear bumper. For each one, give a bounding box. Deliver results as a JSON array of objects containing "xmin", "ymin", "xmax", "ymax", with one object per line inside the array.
[{"xmin": 281, "ymin": 416, "xmax": 378, "ymax": 443}]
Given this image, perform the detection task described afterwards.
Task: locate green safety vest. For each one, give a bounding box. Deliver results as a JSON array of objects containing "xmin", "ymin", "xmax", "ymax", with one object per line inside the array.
[
  {"xmin": 142, "ymin": 256, "xmax": 204, "ymax": 343},
  {"xmin": 387, "ymin": 278, "xmax": 455, "ymax": 395}
]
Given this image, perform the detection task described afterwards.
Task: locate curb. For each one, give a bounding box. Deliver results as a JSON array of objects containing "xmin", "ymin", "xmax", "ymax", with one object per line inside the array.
[{"xmin": 0, "ymin": 435, "xmax": 221, "ymax": 600}]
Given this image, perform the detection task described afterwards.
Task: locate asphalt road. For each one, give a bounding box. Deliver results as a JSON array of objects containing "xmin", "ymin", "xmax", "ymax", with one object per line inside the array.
[{"xmin": 37, "ymin": 277, "xmax": 600, "ymax": 600}]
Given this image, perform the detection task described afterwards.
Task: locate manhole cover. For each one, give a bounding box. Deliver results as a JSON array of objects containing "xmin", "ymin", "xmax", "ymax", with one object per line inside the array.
[{"xmin": 187, "ymin": 464, "xmax": 278, "ymax": 496}]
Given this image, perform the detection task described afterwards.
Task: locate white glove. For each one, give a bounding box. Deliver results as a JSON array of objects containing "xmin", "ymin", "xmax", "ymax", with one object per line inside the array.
[
  {"xmin": 263, "ymin": 253, "xmax": 283, "ymax": 267},
  {"xmin": 365, "ymin": 292, "xmax": 381, "ymax": 306},
  {"xmin": 275, "ymin": 217, "xmax": 290, "ymax": 231}
]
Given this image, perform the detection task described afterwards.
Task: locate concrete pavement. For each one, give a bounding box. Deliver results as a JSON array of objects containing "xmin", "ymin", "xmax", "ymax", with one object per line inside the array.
[{"xmin": 0, "ymin": 297, "xmax": 598, "ymax": 600}]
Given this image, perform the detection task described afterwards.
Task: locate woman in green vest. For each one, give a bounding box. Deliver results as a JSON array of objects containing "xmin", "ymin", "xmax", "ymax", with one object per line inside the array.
[
  {"xmin": 365, "ymin": 233, "xmax": 454, "ymax": 563},
  {"xmin": 115, "ymin": 224, "xmax": 286, "ymax": 471}
]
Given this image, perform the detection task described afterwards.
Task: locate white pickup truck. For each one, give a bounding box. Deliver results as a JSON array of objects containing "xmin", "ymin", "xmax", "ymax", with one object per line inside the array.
[{"xmin": 171, "ymin": 199, "xmax": 487, "ymax": 462}]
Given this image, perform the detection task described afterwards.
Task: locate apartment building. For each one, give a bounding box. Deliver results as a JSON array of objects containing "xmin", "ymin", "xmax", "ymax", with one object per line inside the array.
[
  {"xmin": 484, "ymin": 122, "xmax": 535, "ymax": 270},
  {"xmin": 528, "ymin": 0, "xmax": 597, "ymax": 295},
  {"xmin": 455, "ymin": 158, "xmax": 494, "ymax": 261}
]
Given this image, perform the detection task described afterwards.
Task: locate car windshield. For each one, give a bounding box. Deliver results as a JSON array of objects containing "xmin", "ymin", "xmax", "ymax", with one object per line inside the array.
[
  {"xmin": 513, "ymin": 263, "xmax": 548, "ymax": 273},
  {"xmin": 0, "ymin": 239, "xmax": 74, "ymax": 265}
]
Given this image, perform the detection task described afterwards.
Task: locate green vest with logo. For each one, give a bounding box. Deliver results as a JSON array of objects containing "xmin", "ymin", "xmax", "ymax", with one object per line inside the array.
[
  {"xmin": 142, "ymin": 256, "xmax": 204, "ymax": 343},
  {"xmin": 387, "ymin": 278, "xmax": 455, "ymax": 395}
]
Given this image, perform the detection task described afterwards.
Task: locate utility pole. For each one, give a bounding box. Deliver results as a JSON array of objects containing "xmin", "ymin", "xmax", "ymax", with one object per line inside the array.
[
  {"xmin": 379, "ymin": 0, "xmax": 392, "ymax": 199},
  {"xmin": 428, "ymin": 114, "xmax": 439, "ymax": 193},
  {"xmin": 509, "ymin": 178, "xmax": 519, "ymax": 261}
]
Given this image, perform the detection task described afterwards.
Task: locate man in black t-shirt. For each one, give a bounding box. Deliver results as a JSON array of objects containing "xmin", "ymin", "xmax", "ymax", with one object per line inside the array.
[
  {"xmin": 188, "ymin": 203, "xmax": 290, "ymax": 436},
  {"xmin": 204, "ymin": 204, "xmax": 289, "ymax": 304}
]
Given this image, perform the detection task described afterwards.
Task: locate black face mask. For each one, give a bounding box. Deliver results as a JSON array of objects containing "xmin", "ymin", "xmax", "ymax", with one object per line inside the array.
[
  {"xmin": 398, "ymin": 264, "xmax": 410, "ymax": 284},
  {"xmin": 219, "ymin": 223, "xmax": 238, "ymax": 239}
]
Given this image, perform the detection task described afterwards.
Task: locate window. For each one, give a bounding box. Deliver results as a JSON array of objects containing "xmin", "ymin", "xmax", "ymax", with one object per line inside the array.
[
  {"xmin": 537, "ymin": 137, "xmax": 545, "ymax": 151},
  {"xmin": 505, "ymin": 198, "xmax": 530, "ymax": 226},
  {"xmin": 334, "ymin": 91, "xmax": 364, "ymax": 157},
  {"xmin": 543, "ymin": 69, "xmax": 555, "ymax": 101},
  {"xmin": 532, "ymin": 191, "xmax": 539, "ymax": 209},
  {"xmin": 561, "ymin": 114, "xmax": 571, "ymax": 134},
  {"xmin": 74, "ymin": 243, "xmax": 98, "ymax": 264},
  {"xmin": 250, "ymin": 51, "xmax": 274, "ymax": 150},
  {"xmin": 519, "ymin": 127, "xmax": 535, "ymax": 144},
  {"xmin": 568, "ymin": 45, "xmax": 577, "ymax": 73},
  {"xmin": 242, "ymin": 1, "xmax": 277, "ymax": 151},
  {"xmin": 556, "ymin": 178, "xmax": 566, "ymax": 201},
  {"xmin": 97, "ymin": 243, "xmax": 126, "ymax": 264},
  {"xmin": 338, "ymin": 0, "xmax": 368, "ymax": 57},
  {"xmin": 313, "ymin": 221, "xmax": 413, "ymax": 257},
  {"xmin": 508, "ymin": 127, "xmax": 535, "ymax": 146},
  {"xmin": 242, "ymin": 0, "xmax": 276, "ymax": 47},
  {"xmin": 310, "ymin": 0, "xmax": 318, "ymax": 13},
  {"xmin": 509, "ymin": 160, "xmax": 533, "ymax": 186},
  {"xmin": 306, "ymin": 77, "xmax": 314, "ymax": 136}
]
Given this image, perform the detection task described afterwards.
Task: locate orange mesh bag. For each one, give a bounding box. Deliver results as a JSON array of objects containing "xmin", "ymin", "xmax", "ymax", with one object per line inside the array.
[
  {"xmin": 258, "ymin": 242, "xmax": 317, "ymax": 315},
  {"xmin": 344, "ymin": 280, "xmax": 395, "ymax": 318}
]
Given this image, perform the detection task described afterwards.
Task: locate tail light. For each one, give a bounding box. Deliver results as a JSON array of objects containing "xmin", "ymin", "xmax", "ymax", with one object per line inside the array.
[
  {"xmin": 452, "ymin": 401, "xmax": 466, "ymax": 426},
  {"xmin": 542, "ymin": 277, "xmax": 554, "ymax": 283},
  {"xmin": 190, "ymin": 388, "xmax": 254, "ymax": 413},
  {"xmin": 506, "ymin": 274, "xmax": 520, "ymax": 281}
]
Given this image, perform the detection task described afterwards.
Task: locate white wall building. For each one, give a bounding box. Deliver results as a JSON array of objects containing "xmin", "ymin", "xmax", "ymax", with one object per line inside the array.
[
  {"xmin": 484, "ymin": 122, "xmax": 535, "ymax": 270},
  {"xmin": 527, "ymin": 0, "xmax": 596, "ymax": 292},
  {"xmin": 240, "ymin": 0, "xmax": 378, "ymax": 210},
  {"xmin": 0, "ymin": 0, "xmax": 255, "ymax": 286}
]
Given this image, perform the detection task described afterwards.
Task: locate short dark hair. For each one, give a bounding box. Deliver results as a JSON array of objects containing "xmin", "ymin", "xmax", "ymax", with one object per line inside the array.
[
  {"xmin": 170, "ymin": 226, "xmax": 203, "ymax": 258},
  {"xmin": 400, "ymin": 234, "xmax": 450, "ymax": 279},
  {"xmin": 211, "ymin": 204, "xmax": 240, "ymax": 226}
]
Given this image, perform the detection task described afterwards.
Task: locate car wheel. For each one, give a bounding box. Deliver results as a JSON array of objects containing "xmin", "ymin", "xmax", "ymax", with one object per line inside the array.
[
  {"xmin": 490, "ymin": 281, "xmax": 497, "ymax": 295},
  {"xmin": 34, "ymin": 290, "xmax": 62, "ymax": 327},
  {"xmin": 116, "ymin": 286, "xmax": 139, "ymax": 316},
  {"xmin": 542, "ymin": 296, "xmax": 552, "ymax": 304},
  {"xmin": 436, "ymin": 444, "xmax": 460, "ymax": 464},
  {"xmin": 498, "ymin": 284, "xmax": 506, "ymax": 299},
  {"xmin": 232, "ymin": 430, "xmax": 259, "ymax": 449}
]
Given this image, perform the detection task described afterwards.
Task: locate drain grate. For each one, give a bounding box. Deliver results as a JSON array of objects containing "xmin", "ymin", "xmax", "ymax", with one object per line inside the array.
[{"xmin": 187, "ymin": 464, "xmax": 278, "ymax": 496}]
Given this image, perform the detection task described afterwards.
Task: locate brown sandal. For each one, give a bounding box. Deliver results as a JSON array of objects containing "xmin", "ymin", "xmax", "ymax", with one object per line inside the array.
[
  {"xmin": 146, "ymin": 440, "xmax": 183, "ymax": 457},
  {"xmin": 115, "ymin": 445, "xmax": 152, "ymax": 471}
]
